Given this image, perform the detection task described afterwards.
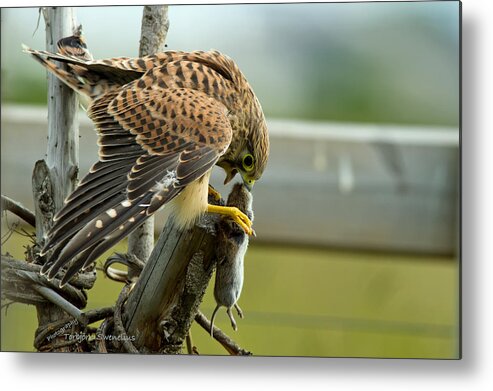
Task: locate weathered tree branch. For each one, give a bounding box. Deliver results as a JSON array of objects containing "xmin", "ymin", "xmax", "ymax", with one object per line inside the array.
[
  {"xmin": 43, "ymin": 8, "xmax": 79, "ymax": 206},
  {"xmin": 139, "ymin": 5, "xmax": 169, "ymax": 57},
  {"xmin": 29, "ymin": 280, "xmax": 87, "ymax": 325},
  {"xmin": 123, "ymin": 209, "xmax": 219, "ymax": 353},
  {"xmin": 1, "ymin": 194, "xmax": 36, "ymax": 227},
  {"xmin": 32, "ymin": 7, "xmax": 81, "ymax": 352},
  {"xmin": 33, "ymin": 306, "xmax": 113, "ymax": 352},
  {"xmin": 1, "ymin": 254, "xmax": 95, "ymax": 292},
  {"xmin": 103, "ymin": 252, "xmax": 145, "ymax": 284},
  {"xmin": 32, "ymin": 160, "xmax": 55, "ymax": 246},
  {"xmin": 113, "ymin": 284, "xmax": 139, "ymax": 353},
  {"xmin": 195, "ymin": 310, "xmax": 252, "ymax": 356}
]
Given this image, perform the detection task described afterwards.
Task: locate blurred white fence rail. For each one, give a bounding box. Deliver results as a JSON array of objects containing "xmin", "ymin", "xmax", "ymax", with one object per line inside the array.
[{"xmin": 1, "ymin": 105, "xmax": 459, "ymax": 254}]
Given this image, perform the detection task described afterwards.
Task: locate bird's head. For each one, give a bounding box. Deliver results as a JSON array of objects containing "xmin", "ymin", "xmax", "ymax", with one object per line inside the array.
[{"xmin": 219, "ymin": 118, "xmax": 269, "ymax": 191}]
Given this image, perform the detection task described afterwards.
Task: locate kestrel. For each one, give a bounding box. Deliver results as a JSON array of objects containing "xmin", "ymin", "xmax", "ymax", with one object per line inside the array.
[{"xmin": 23, "ymin": 33, "xmax": 269, "ymax": 286}]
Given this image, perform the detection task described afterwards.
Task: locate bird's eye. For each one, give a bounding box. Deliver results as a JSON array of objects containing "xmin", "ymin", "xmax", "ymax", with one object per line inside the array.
[{"xmin": 242, "ymin": 154, "xmax": 254, "ymax": 172}]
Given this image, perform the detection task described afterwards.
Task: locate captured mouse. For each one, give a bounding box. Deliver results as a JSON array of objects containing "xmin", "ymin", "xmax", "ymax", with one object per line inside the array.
[{"xmin": 210, "ymin": 183, "xmax": 254, "ymax": 337}]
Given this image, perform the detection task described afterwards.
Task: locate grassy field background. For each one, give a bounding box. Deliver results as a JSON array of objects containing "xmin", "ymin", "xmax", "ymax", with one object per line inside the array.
[{"xmin": 1, "ymin": 225, "xmax": 458, "ymax": 358}]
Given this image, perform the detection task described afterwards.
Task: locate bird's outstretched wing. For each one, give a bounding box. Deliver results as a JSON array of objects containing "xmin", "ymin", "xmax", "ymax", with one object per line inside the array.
[{"xmin": 37, "ymin": 54, "xmax": 234, "ymax": 286}]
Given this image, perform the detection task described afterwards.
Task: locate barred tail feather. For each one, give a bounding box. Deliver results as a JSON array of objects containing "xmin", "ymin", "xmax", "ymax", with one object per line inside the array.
[
  {"xmin": 59, "ymin": 208, "xmax": 148, "ymax": 287},
  {"xmin": 22, "ymin": 44, "xmax": 92, "ymax": 97},
  {"xmin": 44, "ymin": 193, "xmax": 152, "ymax": 280}
]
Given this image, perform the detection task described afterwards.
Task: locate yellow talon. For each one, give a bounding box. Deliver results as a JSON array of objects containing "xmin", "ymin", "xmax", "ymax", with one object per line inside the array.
[
  {"xmin": 206, "ymin": 204, "xmax": 253, "ymax": 235},
  {"xmin": 208, "ymin": 185, "xmax": 222, "ymax": 202}
]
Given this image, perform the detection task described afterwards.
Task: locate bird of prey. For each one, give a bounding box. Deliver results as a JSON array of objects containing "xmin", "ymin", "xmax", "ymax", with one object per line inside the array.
[{"xmin": 23, "ymin": 33, "xmax": 269, "ymax": 286}]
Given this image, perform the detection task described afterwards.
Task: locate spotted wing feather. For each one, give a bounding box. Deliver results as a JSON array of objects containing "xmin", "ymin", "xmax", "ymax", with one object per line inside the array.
[{"xmin": 44, "ymin": 193, "xmax": 152, "ymax": 279}]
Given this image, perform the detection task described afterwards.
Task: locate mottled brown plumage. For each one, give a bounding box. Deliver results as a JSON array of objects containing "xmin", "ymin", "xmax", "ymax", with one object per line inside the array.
[
  {"xmin": 56, "ymin": 26, "xmax": 93, "ymax": 61},
  {"xmin": 23, "ymin": 34, "xmax": 269, "ymax": 286}
]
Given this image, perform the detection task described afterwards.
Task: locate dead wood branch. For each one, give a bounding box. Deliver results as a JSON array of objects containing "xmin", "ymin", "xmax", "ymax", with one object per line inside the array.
[
  {"xmin": 195, "ymin": 310, "xmax": 252, "ymax": 356},
  {"xmin": 1, "ymin": 194, "xmax": 36, "ymax": 227}
]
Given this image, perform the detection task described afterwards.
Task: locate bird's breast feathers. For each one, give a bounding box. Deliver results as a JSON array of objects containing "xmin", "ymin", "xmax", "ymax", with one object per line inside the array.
[{"xmin": 166, "ymin": 171, "xmax": 212, "ymax": 228}]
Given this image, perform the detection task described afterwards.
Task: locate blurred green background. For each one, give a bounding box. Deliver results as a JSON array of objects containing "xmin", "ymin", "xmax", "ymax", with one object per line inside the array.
[{"xmin": 1, "ymin": 2, "xmax": 460, "ymax": 358}]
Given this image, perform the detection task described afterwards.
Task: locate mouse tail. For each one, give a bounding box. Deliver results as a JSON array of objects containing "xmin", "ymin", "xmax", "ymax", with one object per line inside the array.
[{"xmin": 210, "ymin": 305, "xmax": 220, "ymax": 337}]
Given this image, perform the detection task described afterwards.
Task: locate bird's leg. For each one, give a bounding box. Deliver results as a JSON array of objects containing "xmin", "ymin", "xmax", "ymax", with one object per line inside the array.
[
  {"xmin": 234, "ymin": 303, "xmax": 243, "ymax": 319},
  {"xmin": 208, "ymin": 184, "xmax": 222, "ymax": 202},
  {"xmin": 227, "ymin": 307, "xmax": 238, "ymax": 331},
  {"xmin": 206, "ymin": 204, "xmax": 253, "ymax": 235}
]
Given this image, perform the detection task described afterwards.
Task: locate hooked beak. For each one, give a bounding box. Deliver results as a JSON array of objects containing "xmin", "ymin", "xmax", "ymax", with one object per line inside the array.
[
  {"xmin": 223, "ymin": 169, "xmax": 237, "ymax": 185},
  {"xmin": 222, "ymin": 166, "xmax": 255, "ymax": 191}
]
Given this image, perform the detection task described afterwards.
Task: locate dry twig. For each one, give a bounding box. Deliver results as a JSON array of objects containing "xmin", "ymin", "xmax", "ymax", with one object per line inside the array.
[
  {"xmin": 1, "ymin": 194, "xmax": 36, "ymax": 227},
  {"xmin": 195, "ymin": 310, "xmax": 252, "ymax": 356}
]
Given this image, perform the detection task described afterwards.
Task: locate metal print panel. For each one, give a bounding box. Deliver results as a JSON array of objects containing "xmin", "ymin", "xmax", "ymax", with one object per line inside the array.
[{"xmin": 0, "ymin": 1, "xmax": 460, "ymax": 358}]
